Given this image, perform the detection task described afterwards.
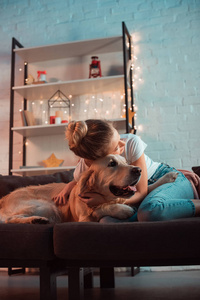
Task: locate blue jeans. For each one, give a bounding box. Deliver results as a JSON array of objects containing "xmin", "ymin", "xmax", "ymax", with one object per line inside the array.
[{"xmin": 100, "ymin": 164, "xmax": 195, "ymax": 224}]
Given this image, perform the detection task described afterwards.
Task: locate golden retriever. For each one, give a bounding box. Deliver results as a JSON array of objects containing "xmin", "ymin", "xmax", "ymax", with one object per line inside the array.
[{"xmin": 0, "ymin": 154, "xmax": 177, "ymax": 224}]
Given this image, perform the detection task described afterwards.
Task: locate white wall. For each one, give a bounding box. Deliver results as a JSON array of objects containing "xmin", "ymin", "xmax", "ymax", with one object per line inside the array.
[{"xmin": 0, "ymin": 0, "xmax": 199, "ymax": 175}]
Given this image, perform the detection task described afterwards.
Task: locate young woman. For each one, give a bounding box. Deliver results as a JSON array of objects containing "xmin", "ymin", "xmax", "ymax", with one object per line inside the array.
[{"xmin": 54, "ymin": 119, "xmax": 200, "ymax": 222}]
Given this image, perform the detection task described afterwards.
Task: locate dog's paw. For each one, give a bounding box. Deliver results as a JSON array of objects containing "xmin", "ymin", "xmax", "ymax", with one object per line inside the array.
[
  {"xmin": 160, "ymin": 172, "xmax": 179, "ymax": 184},
  {"xmin": 31, "ymin": 217, "xmax": 50, "ymax": 224},
  {"xmin": 111, "ymin": 204, "xmax": 135, "ymax": 219}
]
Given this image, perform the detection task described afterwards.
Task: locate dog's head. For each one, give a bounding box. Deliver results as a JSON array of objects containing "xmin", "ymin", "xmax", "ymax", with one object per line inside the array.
[{"xmin": 78, "ymin": 154, "xmax": 141, "ymax": 200}]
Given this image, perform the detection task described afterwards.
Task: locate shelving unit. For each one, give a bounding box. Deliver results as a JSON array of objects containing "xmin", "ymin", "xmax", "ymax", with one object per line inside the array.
[{"xmin": 9, "ymin": 22, "xmax": 135, "ymax": 176}]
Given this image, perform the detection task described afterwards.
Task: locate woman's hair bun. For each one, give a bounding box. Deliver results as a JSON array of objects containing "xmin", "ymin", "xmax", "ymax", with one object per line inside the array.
[{"xmin": 66, "ymin": 121, "xmax": 88, "ymax": 149}]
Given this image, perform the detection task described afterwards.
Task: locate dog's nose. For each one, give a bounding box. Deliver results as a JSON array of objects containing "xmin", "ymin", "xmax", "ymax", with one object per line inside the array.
[{"xmin": 131, "ymin": 167, "xmax": 142, "ymax": 175}]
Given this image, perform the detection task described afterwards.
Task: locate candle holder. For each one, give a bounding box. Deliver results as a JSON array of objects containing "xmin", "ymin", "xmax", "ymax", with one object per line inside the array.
[{"xmin": 48, "ymin": 90, "xmax": 71, "ymax": 124}]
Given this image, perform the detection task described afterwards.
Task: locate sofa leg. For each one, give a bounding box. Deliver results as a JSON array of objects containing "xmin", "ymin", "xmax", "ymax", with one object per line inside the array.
[
  {"xmin": 131, "ymin": 266, "xmax": 140, "ymax": 276},
  {"xmin": 8, "ymin": 267, "xmax": 25, "ymax": 276},
  {"xmin": 68, "ymin": 267, "xmax": 84, "ymax": 300},
  {"xmin": 40, "ymin": 266, "xmax": 57, "ymax": 300},
  {"xmin": 84, "ymin": 268, "xmax": 94, "ymax": 289},
  {"xmin": 100, "ymin": 267, "xmax": 115, "ymax": 288}
]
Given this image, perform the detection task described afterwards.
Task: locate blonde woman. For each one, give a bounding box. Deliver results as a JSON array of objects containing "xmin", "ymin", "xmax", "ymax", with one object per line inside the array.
[{"xmin": 54, "ymin": 119, "xmax": 199, "ymax": 222}]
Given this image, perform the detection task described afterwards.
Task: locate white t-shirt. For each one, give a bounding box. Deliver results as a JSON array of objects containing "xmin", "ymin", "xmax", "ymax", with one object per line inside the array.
[{"xmin": 73, "ymin": 133, "xmax": 160, "ymax": 181}]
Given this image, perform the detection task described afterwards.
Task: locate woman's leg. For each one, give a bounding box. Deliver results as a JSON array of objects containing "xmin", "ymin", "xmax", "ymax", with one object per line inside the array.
[{"xmin": 137, "ymin": 170, "xmax": 195, "ymax": 222}]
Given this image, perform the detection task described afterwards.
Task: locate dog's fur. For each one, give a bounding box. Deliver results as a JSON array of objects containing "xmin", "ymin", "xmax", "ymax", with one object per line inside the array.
[{"xmin": 0, "ymin": 155, "xmax": 178, "ymax": 224}]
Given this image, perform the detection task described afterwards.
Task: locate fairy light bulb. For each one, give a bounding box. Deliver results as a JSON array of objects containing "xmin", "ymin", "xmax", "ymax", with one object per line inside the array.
[{"xmin": 138, "ymin": 125, "xmax": 143, "ymax": 132}]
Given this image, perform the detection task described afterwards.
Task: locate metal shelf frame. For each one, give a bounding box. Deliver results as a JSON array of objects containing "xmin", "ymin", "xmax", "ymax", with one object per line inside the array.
[{"xmin": 9, "ymin": 22, "xmax": 136, "ymax": 175}]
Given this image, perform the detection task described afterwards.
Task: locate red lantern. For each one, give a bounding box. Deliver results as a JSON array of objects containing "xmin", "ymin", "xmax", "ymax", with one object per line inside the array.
[{"xmin": 89, "ymin": 56, "xmax": 102, "ymax": 78}]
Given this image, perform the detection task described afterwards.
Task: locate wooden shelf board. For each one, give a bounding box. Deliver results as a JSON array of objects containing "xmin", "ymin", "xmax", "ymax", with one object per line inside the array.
[
  {"xmin": 13, "ymin": 75, "xmax": 124, "ymax": 100},
  {"xmin": 12, "ymin": 118, "xmax": 126, "ymax": 137},
  {"xmin": 12, "ymin": 123, "xmax": 68, "ymax": 137},
  {"xmin": 11, "ymin": 166, "xmax": 75, "ymax": 176},
  {"xmin": 14, "ymin": 36, "xmax": 123, "ymax": 62}
]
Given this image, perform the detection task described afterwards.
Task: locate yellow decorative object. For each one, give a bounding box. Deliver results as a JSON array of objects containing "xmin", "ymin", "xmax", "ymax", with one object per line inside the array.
[
  {"xmin": 42, "ymin": 153, "xmax": 64, "ymax": 168},
  {"xmin": 122, "ymin": 107, "xmax": 135, "ymax": 125}
]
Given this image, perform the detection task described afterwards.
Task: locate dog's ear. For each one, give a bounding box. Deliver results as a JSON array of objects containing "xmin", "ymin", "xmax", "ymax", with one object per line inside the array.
[{"xmin": 79, "ymin": 169, "xmax": 96, "ymax": 194}]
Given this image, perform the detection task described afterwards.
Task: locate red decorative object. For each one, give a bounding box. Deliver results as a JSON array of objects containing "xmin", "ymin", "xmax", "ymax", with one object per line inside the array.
[
  {"xmin": 50, "ymin": 116, "xmax": 56, "ymax": 124},
  {"xmin": 37, "ymin": 70, "xmax": 46, "ymax": 82},
  {"xmin": 89, "ymin": 56, "xmax": 102, "ymax": 78}
]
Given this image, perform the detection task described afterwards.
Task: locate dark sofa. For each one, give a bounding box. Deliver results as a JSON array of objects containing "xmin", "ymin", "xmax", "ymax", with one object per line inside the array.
[{"xmin": 0, "ymin": 168, "xmax": 200, "ymax": 300}]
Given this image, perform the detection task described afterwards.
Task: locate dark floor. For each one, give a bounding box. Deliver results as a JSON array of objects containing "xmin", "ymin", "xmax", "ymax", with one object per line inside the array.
[{"xmin": 0, "ymin": 269, "xmax": 200, "ymax": 300}]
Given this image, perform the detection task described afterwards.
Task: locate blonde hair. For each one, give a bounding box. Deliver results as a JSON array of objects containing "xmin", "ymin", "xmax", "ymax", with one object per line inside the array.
[{"xmin": 66, "ymin": 119, "xmax": 114, "ymax": 160}]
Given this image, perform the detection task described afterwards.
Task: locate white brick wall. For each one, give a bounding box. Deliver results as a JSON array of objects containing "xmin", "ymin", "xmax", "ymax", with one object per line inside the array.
[{"xmin": 0, "ymin": 0, "xmax": 199, "ymax": 175}]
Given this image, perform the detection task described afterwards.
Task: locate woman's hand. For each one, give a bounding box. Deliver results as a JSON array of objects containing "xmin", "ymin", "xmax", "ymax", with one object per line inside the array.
[
  {"xmin": 78, "ymin": 192, "xmax": 106, "ymax": 207},
  {"xmin": 53, "ymin": 181, "xmax": 77, "ymax": 205}
]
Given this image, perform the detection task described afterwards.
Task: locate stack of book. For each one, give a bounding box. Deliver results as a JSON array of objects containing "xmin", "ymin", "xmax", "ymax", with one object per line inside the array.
[{"xmin": 20, "ymin": 110, "xmax": 36, "ymax": 126}]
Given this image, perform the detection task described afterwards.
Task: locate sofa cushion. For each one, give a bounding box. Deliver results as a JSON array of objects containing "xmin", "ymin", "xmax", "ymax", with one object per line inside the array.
[
  {"xmin": 0, "ymin": 170, "xmax": 74, "ymax": 198},
  {"xmin": 54, "ymin": 219, "xmax": 200, "ymax": 264},
  {"xmin": 0, "ymin": 224, "xmax": 55, "ymax": 260}
]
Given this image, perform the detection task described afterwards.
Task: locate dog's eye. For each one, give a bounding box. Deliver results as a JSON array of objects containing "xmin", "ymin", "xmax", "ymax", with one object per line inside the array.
[{"xmin": 108, "ymin": 160, "xmax": 117, "ymax": 167}]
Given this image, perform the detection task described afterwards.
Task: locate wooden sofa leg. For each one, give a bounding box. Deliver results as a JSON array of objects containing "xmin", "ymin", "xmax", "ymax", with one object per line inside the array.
[
  {"xmin": 84, "ymin": 267, "xmax": 94, "ymax": 289},
  {"xmin": 8, "ymin": 267, "xmax": 25, "ymax": 276},
  {"xmin": 131, "ymin": 266, "xmax": 140, "ymax": 276},
  {"xmin": 68, "ymin": 267, "xmax": 84, "ymax": 300},
  {"xmin": 100, "ymin": 267, "xmax": 115, "ymax": 288},
  {"xmin": 40, "ymin": 266, "xmax": 57, "ymax": 300}
]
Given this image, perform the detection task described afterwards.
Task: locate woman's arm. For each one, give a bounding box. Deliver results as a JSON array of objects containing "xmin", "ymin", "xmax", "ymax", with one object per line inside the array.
[{"xmin": 124, "ymin": 153, "xmax": 148, "ymax": 206}]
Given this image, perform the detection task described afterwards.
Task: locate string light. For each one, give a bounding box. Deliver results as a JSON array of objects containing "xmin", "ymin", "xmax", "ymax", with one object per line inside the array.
[{"xmin": 138, "ymin": 125, "xmax": 143, "ymax": 132}]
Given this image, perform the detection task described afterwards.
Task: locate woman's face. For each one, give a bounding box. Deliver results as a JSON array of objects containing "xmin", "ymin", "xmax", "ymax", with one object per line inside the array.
[{"xmin": 107, "ymin": 129, "xmax": 125, "ymax": 155}]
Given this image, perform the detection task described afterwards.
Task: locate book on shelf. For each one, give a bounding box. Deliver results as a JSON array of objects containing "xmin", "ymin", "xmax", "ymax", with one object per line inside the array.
[
  {"xmin": 20, "ymin": 110, "xmax": 36, "ymax": 126},
  {"xmin": 20, "ymin": 110, "xmax": 28, "ymax": 126}
]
